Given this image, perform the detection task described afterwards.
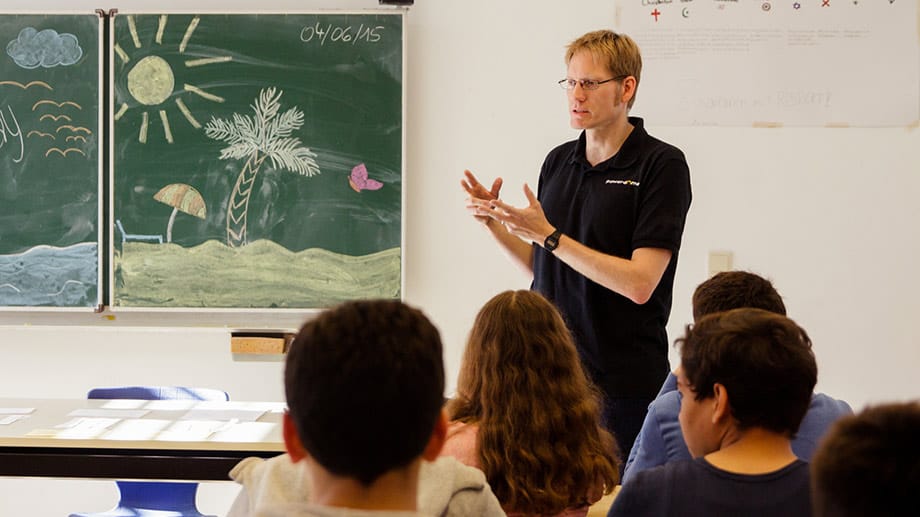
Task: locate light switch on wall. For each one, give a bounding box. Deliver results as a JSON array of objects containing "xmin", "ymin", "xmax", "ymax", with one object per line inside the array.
[{"xmin": 708, "ymin": 251, "xmax": 733, "ymax": 277}]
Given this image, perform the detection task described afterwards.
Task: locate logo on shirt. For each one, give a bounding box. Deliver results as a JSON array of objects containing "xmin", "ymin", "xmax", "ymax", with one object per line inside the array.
[{"xmin": 606, "ymin": 179, "xmax": 640, "ymax": 187}]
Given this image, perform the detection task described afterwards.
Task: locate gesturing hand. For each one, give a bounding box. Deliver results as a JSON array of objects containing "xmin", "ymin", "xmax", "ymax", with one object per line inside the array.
[
  {"xmin": 462, "ymin": 169, "xmax": 503, "ymax": 225},
  {"xmin": 487, "ymin": 183, "xmax": 555, "ymax": 245}
]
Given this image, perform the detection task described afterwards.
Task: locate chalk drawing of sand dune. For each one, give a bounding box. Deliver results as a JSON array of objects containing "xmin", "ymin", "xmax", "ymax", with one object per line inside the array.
[
  {"xmin": 0, "ymin": 80, "xmax": 52, "ymax": 90},
  {"xmin": 45, "ymin": 147, "xmax": 85, "ymax": 157}
]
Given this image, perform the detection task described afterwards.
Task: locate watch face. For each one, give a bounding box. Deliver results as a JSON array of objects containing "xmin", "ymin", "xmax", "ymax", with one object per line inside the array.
[{"xmin": 545, "ymin": 230, "xmax": 561, "ymax": 251}]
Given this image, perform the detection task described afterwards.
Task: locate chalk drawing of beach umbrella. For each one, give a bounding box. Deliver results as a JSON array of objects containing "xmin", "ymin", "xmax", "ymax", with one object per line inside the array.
[{"xmin": 153, "ymin": 183, "xmax": 207, "ymax": 243}]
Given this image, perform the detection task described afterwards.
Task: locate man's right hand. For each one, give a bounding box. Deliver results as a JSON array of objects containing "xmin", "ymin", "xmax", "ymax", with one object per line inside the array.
[{"xmin": 461, "ymin": 169, "xmax": 503, "ymax": 225}]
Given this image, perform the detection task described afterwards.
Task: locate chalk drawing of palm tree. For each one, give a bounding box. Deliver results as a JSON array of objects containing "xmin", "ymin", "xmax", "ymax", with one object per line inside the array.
[{"xmin": 204, "ymin": 87, "xmax": 320, "ymax": 247}]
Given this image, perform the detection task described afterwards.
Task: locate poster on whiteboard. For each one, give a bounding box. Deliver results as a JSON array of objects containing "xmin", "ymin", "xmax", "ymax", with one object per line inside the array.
[{"xmin": 615, "ymin": 0, "xmax": 919, "ymax": 127}]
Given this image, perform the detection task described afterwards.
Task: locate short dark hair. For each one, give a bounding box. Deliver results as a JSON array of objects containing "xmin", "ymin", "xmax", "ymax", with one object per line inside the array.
[
  {"xmin": 811, "ymin": 402, "xmax": 920, "ymax": 517},
  {"xmin": 677, "ymin": 308, "xmax": 816, "ymax": 435},
  {"xmin": 692, "ymin": 271, "xmax": 786, "ymax": 321},
  {"xmin": 284, "ymin": 299, "xmax": 445, "ymax": 485}
]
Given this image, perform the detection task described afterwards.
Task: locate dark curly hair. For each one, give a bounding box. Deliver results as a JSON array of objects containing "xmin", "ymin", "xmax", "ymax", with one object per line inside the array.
[{"xmin": 678, "ymin": 308, "xmax": 816, "ymax": 436}]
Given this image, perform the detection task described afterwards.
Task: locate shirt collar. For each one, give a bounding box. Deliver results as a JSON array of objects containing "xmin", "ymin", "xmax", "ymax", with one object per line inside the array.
[{"xmin": 569, "ymin": 116, "xmax": 646, "ymax": 170}]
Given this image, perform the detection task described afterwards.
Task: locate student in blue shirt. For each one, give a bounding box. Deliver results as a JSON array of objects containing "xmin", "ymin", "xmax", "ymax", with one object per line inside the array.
[
  {"xmin": 610, "ymin": 308, "xmax": 818, "ymax": 517},
  {"xmin": 622, "ymin": 271, "xmax": 852, "ymax": 485}
]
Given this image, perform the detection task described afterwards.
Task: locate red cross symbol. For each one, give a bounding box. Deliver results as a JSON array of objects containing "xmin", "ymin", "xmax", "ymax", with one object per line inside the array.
[
  {"xmin": 822, "ymin": 0, "xmax": 830, "ymax": 6},
  {"xmin": 651, "ymin": 9, "xmax": 661, "ymax": 21}
]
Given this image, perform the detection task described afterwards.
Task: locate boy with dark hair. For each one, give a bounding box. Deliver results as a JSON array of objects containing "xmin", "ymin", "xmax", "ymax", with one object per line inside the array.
[
  {"xmin": 811, "ymin": 401, "xmax": 920, "ymax": 517},
  {"xmin": 610, "ymin": 308, "xmax": 817, "ymax": 516},
  {"xmin": 690, "ymin": 270, "xmax": 786, "ymax": 321},
  {"xmin": 258, "ymin": 299, "xmax": 451, "ymax": 516},
  {"xmin": 227, "ymin": 299, "xmax": 506, "ymax": 517},
  {"xmin": 623, "ymin": 271, "xmax": 851, "ymax": 484}
]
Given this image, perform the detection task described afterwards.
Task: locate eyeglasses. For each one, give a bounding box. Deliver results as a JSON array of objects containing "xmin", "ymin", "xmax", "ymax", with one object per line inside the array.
[{"xmin": 558, "ymin": 75, "xmax": 628, "ymax": 91}]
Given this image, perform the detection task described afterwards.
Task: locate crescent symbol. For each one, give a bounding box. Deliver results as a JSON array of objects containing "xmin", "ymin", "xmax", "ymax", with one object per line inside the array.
[{"xmin": 682, "ymin": 7, "xmax": 690, "ymax": 18}]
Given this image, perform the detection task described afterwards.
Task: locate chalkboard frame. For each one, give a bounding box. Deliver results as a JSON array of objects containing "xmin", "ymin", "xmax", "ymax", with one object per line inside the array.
[
  {"xmin": 0, "ymin": 11, "xmax": 105, "ymax": 311},
  {"xmin": 106, "ymin": 10, "xmax": 406, "ymax": 312}
]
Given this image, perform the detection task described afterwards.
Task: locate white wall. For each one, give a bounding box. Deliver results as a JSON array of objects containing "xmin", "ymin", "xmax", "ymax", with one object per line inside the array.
[{"xmin": 2, "ymin": 0, "xmax": 919, "ymax": 514}]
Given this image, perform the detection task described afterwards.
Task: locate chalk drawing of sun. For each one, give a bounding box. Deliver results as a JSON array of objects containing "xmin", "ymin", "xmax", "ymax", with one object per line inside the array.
[{"xmin": 113, "ymin": 15, "xmax": 231, "ymax": 144}]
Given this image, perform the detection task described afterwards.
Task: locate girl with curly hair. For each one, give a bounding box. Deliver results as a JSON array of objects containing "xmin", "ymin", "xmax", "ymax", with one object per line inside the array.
[{"xmin": 443, "ymin": 290, "xmax": 620, "ymax": 516}]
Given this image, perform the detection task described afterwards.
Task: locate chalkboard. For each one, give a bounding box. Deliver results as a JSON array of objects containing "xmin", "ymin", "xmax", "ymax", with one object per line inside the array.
[
  {"xmin": 110, "ymin": 12, "xmax": 404, "ymax": 309},
  {"xmin": 0, "ymin": 13, "xmax": 102, "ymax": 309}
]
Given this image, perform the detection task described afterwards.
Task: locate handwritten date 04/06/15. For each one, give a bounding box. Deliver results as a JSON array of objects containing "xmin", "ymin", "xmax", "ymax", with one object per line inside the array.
[{"xmin": 300, "ymin": 23, "xmax": 385, "ymax": 45}]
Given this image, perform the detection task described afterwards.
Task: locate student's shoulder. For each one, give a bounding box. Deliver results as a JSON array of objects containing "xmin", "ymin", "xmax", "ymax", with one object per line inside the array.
[
  {"xmin": 420, "ymin": 456, "xmax": 505, "ymax": 517},
  {"xmin": 648, "ymin": 389, "xmax": 681, "ymax": 415},
  {"xmin": 231, "ymin": 453, "xmax": 303, "ymax": 487},
  {"xmin": 626, "ymin": 459, "xmax": 698, "ymax": 491},
  {"xmin": 229, "ymin": 453, "xmax": 312, "ymax": 513},
  {"xmin": 422, "ymin": 455, "xmax": 487, "ymax": 491},
  {"xmin": 610, "ymin": 461, "xmax": 697, "ymax": 516},
  {"xmin": 810, "ymin": 392, "xmax": 853, "ymax": 415}
]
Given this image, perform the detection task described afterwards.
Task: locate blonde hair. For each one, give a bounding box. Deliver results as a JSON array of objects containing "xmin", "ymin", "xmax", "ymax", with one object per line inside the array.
[
  {"xmin": 565, "ymin": 30, "xmax": 642, "ymax": 109},
  {"xmin": 447, "ymin": 290, "xmax": 620, "ymax": 514}
]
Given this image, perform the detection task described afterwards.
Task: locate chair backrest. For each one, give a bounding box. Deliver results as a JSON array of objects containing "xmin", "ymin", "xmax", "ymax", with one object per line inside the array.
[{"xmin": 87, "ymin": 386, "xmax": 229, "ymax": 401}]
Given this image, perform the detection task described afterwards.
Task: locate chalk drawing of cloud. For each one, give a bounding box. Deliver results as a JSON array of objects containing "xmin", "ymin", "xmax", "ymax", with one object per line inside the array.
[{"xmin": 6, "ymin": 27, "xmax": 83, "ymax": 69}]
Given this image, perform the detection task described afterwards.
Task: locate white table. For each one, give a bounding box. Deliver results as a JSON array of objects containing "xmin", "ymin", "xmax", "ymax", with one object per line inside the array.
[{"xmin": 0, "ymin": 398, "xmax": 285, "ymax": 480}]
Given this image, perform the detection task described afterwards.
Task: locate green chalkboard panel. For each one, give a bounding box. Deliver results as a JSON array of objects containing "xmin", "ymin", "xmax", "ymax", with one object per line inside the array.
[
  {"xmin": 111, "ymin": 12, "xmax": 403, "ymax": 309},
  {"xmin": 0, "ymin": 13, "xmax": 102, "ymax": 308}
]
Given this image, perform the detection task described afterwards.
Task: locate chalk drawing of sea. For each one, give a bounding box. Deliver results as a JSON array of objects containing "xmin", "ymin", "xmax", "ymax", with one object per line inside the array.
[{"xmin": 0, "ymin": 242, "xmax": 98, "ymax": 307}]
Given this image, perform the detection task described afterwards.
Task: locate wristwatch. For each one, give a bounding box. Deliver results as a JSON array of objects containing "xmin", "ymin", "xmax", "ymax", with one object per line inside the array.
[{"xmin": 544, "ymin": 229, "xmax": 562, "ymax": 252}]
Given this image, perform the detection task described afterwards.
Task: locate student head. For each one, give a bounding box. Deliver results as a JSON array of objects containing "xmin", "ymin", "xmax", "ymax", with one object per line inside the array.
[
  {"xmin": 283, "ymin": 299, "xmax": 446, "ymax": 487},
  {"xmin": 675, "ymin": 308, "xmax": 817, "ymax": 457},
  {"xmin": 811, "ymin": 401, "xmax": 920, "ymax": 517},
  {"xmin": 565, "ymin": 30, "xmax": 642, "ymax": 109},
  {"xmin": 447, "ymin": 290, "xmax": 619, "ymax": 514},
  {"xmin": 692, "ymin": 270, "xmax": 786, "ymax": 321}
]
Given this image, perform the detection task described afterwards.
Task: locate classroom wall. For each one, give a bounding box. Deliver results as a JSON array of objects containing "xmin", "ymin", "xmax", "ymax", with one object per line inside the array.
[{"xmin": 2, "ymin": 0, "xmax": 919, "ymax": 514}]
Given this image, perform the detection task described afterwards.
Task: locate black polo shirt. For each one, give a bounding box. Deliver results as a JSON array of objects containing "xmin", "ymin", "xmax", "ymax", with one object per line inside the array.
[{"xmin": 532, "ymin": 117, "xmax": 691, "ymax": 400}]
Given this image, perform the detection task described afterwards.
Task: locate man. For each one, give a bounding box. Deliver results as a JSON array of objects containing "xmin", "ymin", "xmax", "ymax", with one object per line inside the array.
[
  {"xmin": 463, "ymin": 29, "xmax": 691, "ymax": 458},
  {"xmin": 811, "ymin": 401, "xmax": 920, "ymax": 517},
  {"xmin": 609, "ymin": 308, "xmax": 817, "ymax": 516},
  {"xmin": 256, "ymin": 299, "xmax": 457, "ymax": 516},
  {"xmin": 622, "ymin": 271, "xmax": 852, "ymax": 484}
]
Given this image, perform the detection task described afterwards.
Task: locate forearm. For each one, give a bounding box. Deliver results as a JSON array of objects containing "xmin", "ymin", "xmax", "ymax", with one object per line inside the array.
[
  {"xmin": 548, "ymin": 235, "xmax": 670, "ymax": 305},
  {"xmin": 485, "ymin": 219, "xmax": 534, "ymax": 275}
]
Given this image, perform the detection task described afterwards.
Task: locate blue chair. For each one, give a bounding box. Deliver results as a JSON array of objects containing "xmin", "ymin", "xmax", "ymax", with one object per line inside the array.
[{"xmin": 69, "ymin": 386, "xmax": 230, "ymax": 517}]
